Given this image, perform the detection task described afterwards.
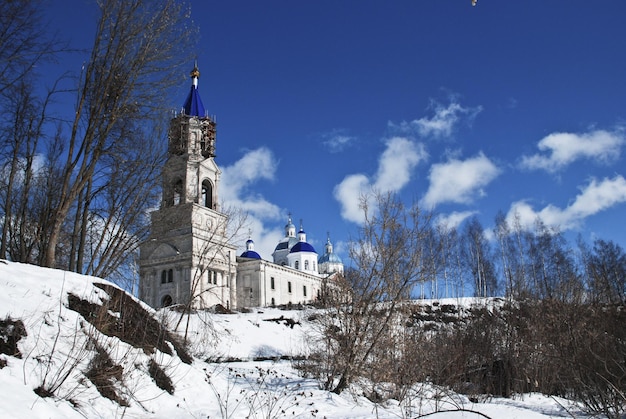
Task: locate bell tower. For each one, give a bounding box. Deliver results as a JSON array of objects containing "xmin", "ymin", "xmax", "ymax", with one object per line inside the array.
[{"xmin": 139, "ymin": 65, "xmax": 238, "ymax": 310}]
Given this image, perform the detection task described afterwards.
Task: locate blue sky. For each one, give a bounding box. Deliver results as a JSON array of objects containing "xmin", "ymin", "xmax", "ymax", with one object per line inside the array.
[{"xmin": 48, "ymin": 1, "xmax": 626, "ymax": 261}]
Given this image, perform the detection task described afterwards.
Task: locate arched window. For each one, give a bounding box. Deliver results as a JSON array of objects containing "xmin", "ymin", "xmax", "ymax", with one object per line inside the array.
[
  {"xmin": 271, "ymin": 297, "xmax": 275, "ymax": 307},
  {"xmin": 201, "ymin": 180, "xmax": 213, "ymax": 208},
  {"xmin": 287, "ymin": 281, "xmax": 292, "ymax": 293},
  {"xmin": 167, "ymin": 269, "xmax": 173, "ymax": 283},
  {"xmin": 304, "ymin": 260, "xmax": 309, "ymax": 270},
  {"xmin": 173, "ymin": 180, "xmax": 183, "ymax": 205},
  {"xmin": 161, "ymin": 295, "xmax": 173, "ymax": 307},
  {"xmin": 303, "ymin": 285, "xmax": 307, "ymax": 297},
  {"xmin": 270, "ymin": 277, "xmax": 275, "ymax": 290},
  {"xmin": 161, "ymin": 271, "xmax": 167, "ymax": 284},
  {"xmin": 294, "ymin": 260, "xmax": 299, "ymax": 270}
]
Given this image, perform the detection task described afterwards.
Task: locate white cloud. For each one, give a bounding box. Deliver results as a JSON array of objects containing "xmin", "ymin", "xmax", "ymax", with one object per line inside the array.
[
  {"xmin": 506, "ymin": 175, "xmax": 626, "ymax": 231},
  {"xmin": 374, "ymin": 138, "xmax": 427, "ymax": 191},
  {"xmin": 322, "ymin": 129, "xmax": 355, "ymax": 153},
  {"xmin": 389, "ymin": 100, "xmax": 482, "ymax": 139},
  {"xmin": 220, "ymin": 147, "xmax": 277, "ymax": 200},
  {"xmin": 0, "ymin": 153, "xmax": 48, "ymax": 181},
  {"xmin": 422, "ymin": 153, "xmax": 500, "ymax": 208},
  {"xmin": 220, "ymin": 147, "xmax": 281, "ymax": 221},
  {"xmin": 334, "ymin": 137, "xmax": 427, "ymax": 224},
  {"xmin": 333, "ymin": 174, "xmax": 371, "ymax": 224},
  {"xmin": 520, "ymin": 129, "xmax": 625, "ymax": 173},
  {"xmin": 436, "ymin": 211, "xmax": 477, "ymax": 230},
  {"xmin": 220, "ymin": 147, "xmax": 283, "ymax": 257},
  {"xmin": 239, "ymin": 216, "xmax": 284, "ymax": 260}
]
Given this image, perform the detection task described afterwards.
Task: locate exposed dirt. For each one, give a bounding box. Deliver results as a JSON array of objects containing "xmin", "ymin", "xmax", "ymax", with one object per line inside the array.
[{"xmin": 66, "ymin": 283, "xmax": 192, "ymax": 364}]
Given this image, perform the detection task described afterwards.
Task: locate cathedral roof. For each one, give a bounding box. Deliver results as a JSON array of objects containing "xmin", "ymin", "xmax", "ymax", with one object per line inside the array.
[
  {"xmin": 274, "ymin": 236, "xmax": 298, "ymax": 251},
  {"xmin": 318, "ymin": 235, "xmax": 342, "ymax": 264},
  {"xmin": 318, "ymin": 252, "xmax": 342, "ymax": 264},
  {"xmin": 183, "ymin": 66, "xmax": 206, "ymax": 117},
  {"xmin": 290, "ymin": 241, "xmax": 317, "ymax": 254},
  {"xmin": 240, "ymin": 250, "xmax": 261, "ymax": 259},
  {"xmin": 241, "ymin": 237, "xmax": 262, "ymax": 259}
]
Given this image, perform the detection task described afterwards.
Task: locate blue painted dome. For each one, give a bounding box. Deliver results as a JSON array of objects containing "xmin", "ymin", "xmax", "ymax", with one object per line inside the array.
[
  {"xmin": 240, "ymin": 250, "xmax": 261, "ymax": 259},
  {"xmin": 318, "ymin": 252, "xmax": 342, "ymax": 264},
  {"xmin": 290, "ymin": 241, "xmax": 317, "ymax": 254},
  {"xmin": 241, "ymin": 237, "xmax": 261, "ymax": 259}
]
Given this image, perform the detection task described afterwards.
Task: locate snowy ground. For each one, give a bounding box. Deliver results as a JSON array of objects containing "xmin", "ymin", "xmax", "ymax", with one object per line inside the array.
[{"xmin": 0, "ymin": 260, "xmax": 588, "ymax": 418}]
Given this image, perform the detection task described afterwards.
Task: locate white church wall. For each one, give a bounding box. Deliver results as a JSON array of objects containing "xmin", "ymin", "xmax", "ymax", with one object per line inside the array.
[{"xmin": 237, "ymin": 259, "xmax": 322, "ymax": 308}]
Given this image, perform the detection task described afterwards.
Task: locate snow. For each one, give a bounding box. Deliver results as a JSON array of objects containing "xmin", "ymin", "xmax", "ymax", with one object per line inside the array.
[{"xmin": 0, "ymin": 260, "xmax": 587, "ymax": 418}]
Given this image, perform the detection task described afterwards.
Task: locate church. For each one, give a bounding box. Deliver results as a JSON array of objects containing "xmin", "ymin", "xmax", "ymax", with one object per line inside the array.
[{"xmin": 138, "ymin": 67, "xmax": 343, "ymax": 310}]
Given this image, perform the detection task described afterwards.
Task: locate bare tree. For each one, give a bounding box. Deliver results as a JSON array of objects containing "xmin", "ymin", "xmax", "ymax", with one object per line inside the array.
[
  {"xmin": 0, "ymin": 0, "xmax": 62, "ymax": 261},
  {"xmin": 462, "ymin": 217, "xmax": 498, "ymax": 297},
  {"xmin": 303, "ymin": 192, "xmax": 435, "ymax": 394},
  {"xmin": 154, "ymin": 204, "xmax": 248, "ymax": 343},
  {"xmin": 434, "ymin": 221, "xmax": 458, "ymax": 299},
  {"xmin": 581, "ymin": 238, "xmax": 626, "ymax": 304},
  {"xmin": 0, "ymin": 0, "xmax": 61, "ymax": 96},
  {"xmin": 40, "ymin": 0, "xmax": 197, "ymax": 268},
  {"xmin": 525, "ymin": 220, "xmax": 582, "ymax": 301},
  {"xmin": 1, "ymin": 0, "xmax": 197, "ymax": 277},
  {"xmin": 0, "ymin": 78, "xmax": 60, "ymax": 262},
  {"xmin": 66, "ymin": 119, "xmax": 168, "ymax": 279}
]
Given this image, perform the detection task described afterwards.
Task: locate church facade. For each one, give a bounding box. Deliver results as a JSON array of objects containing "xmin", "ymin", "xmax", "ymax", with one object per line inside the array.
[{"xmin": 138, "ymin": 67, "xmax": 342, "ymax": 310}]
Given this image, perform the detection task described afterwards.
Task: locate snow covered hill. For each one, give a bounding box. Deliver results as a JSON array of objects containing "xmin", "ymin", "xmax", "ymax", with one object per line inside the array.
[{"xmin": 0, "ymin": 260, "xmax": 585, "ymax": 418}]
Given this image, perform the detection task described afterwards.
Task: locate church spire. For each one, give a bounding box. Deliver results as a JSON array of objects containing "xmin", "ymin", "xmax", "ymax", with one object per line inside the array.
[
  {"xmin": 285, "ymin": 213, "xmax": 296, "ymax": 238},
  {"xmin": 325, "ymin": 232, "xmax": 333, "ymax": 254},
  {"xmin": 183, "ymin": 63, "xmax": 206, "ymax": 117},
  {"xmin": 240, "ymin": 230, "xmax": 262, "ymax": 259}
]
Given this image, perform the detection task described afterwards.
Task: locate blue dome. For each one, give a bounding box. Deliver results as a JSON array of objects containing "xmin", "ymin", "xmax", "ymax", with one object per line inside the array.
[
  {"xmin": 290, "ymin": 242, "xmax": 317, "ymax": 254},
  {"xmin": 319, "ymin": 253, "xmax": 342, "ymax": 264},
  {"xmin": 240, "ymin": 250, "xmax": 261, "ymax": 259}
]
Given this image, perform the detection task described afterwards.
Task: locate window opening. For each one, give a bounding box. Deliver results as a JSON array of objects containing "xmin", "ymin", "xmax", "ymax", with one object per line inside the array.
[
  {"xmin": 161, "ymin": 295, "xmax": 173, "ymax": 307},
  {"xmin": 202, "ymin": 180, "xmax": 213, "ymax": 208},
  {"xmin": 173, "ymin": 180, "xmax": 183, "ymax": 205}
]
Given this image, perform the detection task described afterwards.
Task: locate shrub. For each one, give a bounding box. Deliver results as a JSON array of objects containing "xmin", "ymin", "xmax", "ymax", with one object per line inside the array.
[
  {"xmin": 148, "ymin": 359, "xmax": 174, "ymax": 394},
  {"xmin": 0, "ymin": 317, "xmax": 27, "ymax": 358}
]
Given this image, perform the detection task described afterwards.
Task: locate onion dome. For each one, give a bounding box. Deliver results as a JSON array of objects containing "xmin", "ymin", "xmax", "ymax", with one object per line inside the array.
[
  {"xmin": 289, "ymin": 225, "xmax": 317, "ymax": 254},
  {"xmin": 318, "ymin": 235, "xmax": 342, "ymax": 264},
  {"xmin": 290, "ymin": 241, "xmax": 317, "ymax": 254},
  {"xmin": 273, "ymin": 214, "xmax": 298, "ymax": 253},
  {"xmin": 240, "ymin": 237, "xmax": 261, "ymax": 259},
  {"xmin": 183, "ymin": 65, "xmax": 206, "ymax": 117}
]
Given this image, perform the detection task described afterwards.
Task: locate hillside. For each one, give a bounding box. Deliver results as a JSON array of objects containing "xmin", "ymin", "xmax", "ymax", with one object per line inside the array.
[{"xmin": 0, "ymin": 260, "xmax": 585, "ymax": 418}]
